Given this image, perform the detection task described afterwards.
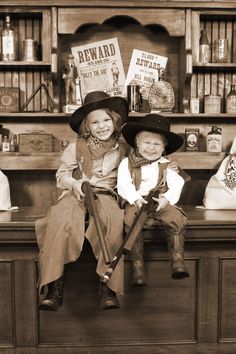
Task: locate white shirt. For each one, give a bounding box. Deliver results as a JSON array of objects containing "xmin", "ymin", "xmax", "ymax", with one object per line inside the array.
[{"xmin": 117, "ymin": 156, "xmax": 185, "ymax": 205}]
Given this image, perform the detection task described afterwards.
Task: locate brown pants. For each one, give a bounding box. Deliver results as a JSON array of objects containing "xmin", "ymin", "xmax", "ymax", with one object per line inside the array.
[{"xmin": 124, "ymin": 203, "xmax": 187, "ymax": 236}]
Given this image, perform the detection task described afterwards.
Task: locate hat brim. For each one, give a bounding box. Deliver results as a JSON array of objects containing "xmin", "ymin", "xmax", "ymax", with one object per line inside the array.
[
  {"xmin": 69, "ymin": 96, "xmax": 128, "ymax": 133},
  {"xmin": 122, "ymin": 121, "xmax": 183, "ymax": 155}
]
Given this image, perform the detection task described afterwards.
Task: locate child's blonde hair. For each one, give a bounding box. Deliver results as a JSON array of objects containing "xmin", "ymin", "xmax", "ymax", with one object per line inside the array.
[{"xmin": 78, "ymin": 108, "xmax": 122, "ymax": 138}]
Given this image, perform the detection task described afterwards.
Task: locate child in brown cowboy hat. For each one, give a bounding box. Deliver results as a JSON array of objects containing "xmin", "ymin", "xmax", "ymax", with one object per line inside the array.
[
  {"xmin": 36, "ymin": 91, "xmax": 129, "ymax": 311},
  {"xmin": 117, "ymin": 113, "xmax": 189, "ymax": 286}
]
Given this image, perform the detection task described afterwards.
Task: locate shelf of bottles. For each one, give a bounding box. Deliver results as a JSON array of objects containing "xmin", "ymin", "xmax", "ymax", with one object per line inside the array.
[{"xmin": 0, "ymin": 11, "xmax": 51, "ymax": 67}]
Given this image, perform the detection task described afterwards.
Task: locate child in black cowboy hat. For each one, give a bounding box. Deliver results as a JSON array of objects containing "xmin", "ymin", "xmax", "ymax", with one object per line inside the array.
[
  {"xmin": 117, "ymin": 113, "xmax": 189, "ymax": 286},
  {"xmin": 36, "ymin": 91, "xmax": 129, "ymax": 311}
]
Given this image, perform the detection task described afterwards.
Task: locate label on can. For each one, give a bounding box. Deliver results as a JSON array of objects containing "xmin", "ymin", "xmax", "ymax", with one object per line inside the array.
[{"xmin": 185, "ymin": 128, "xmax": 199, "ymax": 151}]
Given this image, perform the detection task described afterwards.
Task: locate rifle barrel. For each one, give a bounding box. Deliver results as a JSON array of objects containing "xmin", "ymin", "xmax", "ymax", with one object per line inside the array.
[{"xmin": 82, "ymin": 182, "xmax": 111, "ymax": 265}]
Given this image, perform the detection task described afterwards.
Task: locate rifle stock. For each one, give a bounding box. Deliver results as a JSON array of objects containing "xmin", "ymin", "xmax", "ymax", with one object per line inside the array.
[{"xmin": 82, "ymin": 181, "xmax": 111, "ymax": 265}]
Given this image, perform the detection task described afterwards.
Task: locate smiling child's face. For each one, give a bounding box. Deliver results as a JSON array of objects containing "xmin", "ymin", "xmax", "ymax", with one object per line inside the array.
[
  {"xmin": 87, "ymin": 109, "xmax": 115, "ymax": 141},
  {"xmin": 136, "ymin": 131, "xmax": 167, "ymax": 161}
]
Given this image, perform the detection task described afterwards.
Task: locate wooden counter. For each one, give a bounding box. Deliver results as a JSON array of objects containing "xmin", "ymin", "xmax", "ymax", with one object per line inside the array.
[{"xmin": 1, "ymin": 206, "xmax": 236, "ymax": 353}]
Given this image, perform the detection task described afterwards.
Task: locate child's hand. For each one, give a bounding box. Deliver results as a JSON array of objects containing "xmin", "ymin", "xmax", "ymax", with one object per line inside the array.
[
  {"xmin": 168, "ymin": 160, "xmax": 179, "ymax": 173},
  {"xmin": 134, "ymin": 197, "xmax": 148, "ymax": 209},
  {"xmin": 152, "ymin": 196, "xmax": 169, "ymax": 211},
  {"xmin": 72, "ymin": 180, "xmax": 84, "ymax": 201}
]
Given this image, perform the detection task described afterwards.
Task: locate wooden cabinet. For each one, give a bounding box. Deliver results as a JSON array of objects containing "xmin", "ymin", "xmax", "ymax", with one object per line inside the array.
[
  {"xmin": 188, "ymin": 10, "xmax": 236, "ymax": 158},
  {"xmin": 0, "ymin": 3, "xmax": 235, "ymax": 207}
]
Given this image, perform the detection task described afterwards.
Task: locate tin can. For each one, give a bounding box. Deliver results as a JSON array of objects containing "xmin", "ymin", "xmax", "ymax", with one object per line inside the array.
[
  {"xmin": 204, "ymin": 95, "xmax": 221, "ymax": 114},
  {"xmin": 127, "ymin": 84, "xmax": 142, "ymax": 112},
  {"xmin": 213, "ymin": 39, "xmax": 228, "ymax": 63},
  {"xmin": 185, "ymin": 128, "xmax": 200, "ymax": 151},
  {"xmin": 22, "ymin": 38, "xmax": 38, "ymax": 61},
  {"xmin": 190, "ymin": 98, "xmax": 200, "ymax": 114}
]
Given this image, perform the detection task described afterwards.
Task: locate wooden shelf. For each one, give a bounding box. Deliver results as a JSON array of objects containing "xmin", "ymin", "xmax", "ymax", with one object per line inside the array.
[
  {"xmin": 193, "ymin": 63, "xmax": 236, "ymax": 71},
  {"xmin": 129, "ymin": 112, "xmax": 236, "ymax": 119},
  {"xmin": 0, "ymin": 151, "xmax": 226, "ymax": 170},
  {"xmin": 0, "ymin": 61, "xmax": 51, "ymax": 69},
  {"xmin": 0, "ymin": 112, "xmax": 69, "ymax": 120},
  {"xmin": 170, "ymin": 152, "xmax": 226, "ymax": 170},
  {"xmin": 0, "ymin": 152, "xmax": 61, "ymax": 170}
]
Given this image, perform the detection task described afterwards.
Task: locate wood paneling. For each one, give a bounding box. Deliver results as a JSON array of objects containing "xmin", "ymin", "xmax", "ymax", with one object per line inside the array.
[
  {"xmin": 0, "ymin": 261, "xmax": 14, "ymax": 346},
  {"xmin": 58, "ymin": 8, "xmax": 185, "ymax": 37},
  {"xmin": 220, "ymin": 258, "xmax": 236, "ymax": 342}
]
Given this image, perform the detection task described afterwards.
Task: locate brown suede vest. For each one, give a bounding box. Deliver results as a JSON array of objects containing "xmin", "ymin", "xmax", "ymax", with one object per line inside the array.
[{"xmin": 73, "ymin": 137, "xmax": 129, "ymax": 180}]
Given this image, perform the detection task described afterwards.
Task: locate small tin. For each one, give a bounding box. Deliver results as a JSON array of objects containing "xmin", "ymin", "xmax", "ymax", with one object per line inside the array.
[
  {"xmin": 213, "ymin": 39, "xmax": 228, "ymax": 63},
  {"xmin": 190, "ymin": 97, "xmax": 200, "ymax": 114},
  {"xmin": 204, "ymin": 95, "xmax": 221, "ymax": 114},
  {"xmin": 185, "ymin": 128, "xmax": 200, "ymax": 151},
  {"xmin": 22, "ymin": 38, "xmax": 39, "ymax": 61}
]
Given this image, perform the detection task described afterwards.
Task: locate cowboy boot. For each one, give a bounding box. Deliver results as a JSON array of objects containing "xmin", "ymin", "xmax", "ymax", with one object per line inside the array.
[
  {"xmin": 166, "ymin": 233, "xmax": 189, "ymax": 279},
  {"xmin": 38, "ymin": 274, "xmax": 64, "ymax": 311},
  {"xmin": 130, "ymin": 237, "xmax": 147, "ymax": 286},
  {"xmin": 99, "ymin": 282, "xmax": 120, "ymax": 310}
]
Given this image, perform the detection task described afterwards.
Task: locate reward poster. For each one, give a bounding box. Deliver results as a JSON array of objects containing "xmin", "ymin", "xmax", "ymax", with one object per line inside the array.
[{"xmin": 71, "ymin": 38, "xmax": 125, "ymax": 99}]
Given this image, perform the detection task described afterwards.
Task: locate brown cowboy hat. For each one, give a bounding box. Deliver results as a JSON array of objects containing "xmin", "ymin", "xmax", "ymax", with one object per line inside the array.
[
  {"xmin": 69, "ymin": 91, "xmax": 129, "ymax": 133},
  {"xmin": 122, "ymin": 114, "xmax": 183, "ymax": 155}
]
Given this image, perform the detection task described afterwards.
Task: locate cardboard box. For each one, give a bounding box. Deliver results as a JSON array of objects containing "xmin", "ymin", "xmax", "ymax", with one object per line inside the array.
[
  {"xmin": 0, "ymin": 87, "xmax": 20, "ymax": 112},
  {"xmin": 18, "ymin": 132, "xmax": 53, "ymax": 153}
]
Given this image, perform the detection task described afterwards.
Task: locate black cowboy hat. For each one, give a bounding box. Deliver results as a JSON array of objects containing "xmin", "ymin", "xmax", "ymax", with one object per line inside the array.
[
  {"xmin": 122, "ymin": 114, "xmax": 183, "ymax": 155},
  {"xmin": 69, "ymin": 91, "xmax": 129, "ymax": 133}
]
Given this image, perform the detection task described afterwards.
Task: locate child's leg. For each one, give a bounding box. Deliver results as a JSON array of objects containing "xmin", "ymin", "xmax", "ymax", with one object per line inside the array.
[
  {"xmin": 36, "ymin": 192, "xmax": 86, "ymax": 311},
  {"xmin": 124, "ymin": 204, "xmax": 147, "ymax": 286},
  {"xmin": 158, "ymin": 205, "xmax": 189, "ymax": 279}
]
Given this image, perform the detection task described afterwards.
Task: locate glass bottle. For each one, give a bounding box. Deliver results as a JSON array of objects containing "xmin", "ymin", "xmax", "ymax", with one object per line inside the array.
[
  {"xmin": 199, "ymin": 29, "xmax": 210, "ymax": 64},
  {"xmin": 1, "ymin": 15, "xmax": 17, "ymax": 61},
  {"xmin": 148, "ymin": 69, "xmax": 175, "ymax": 112},
  {"xmin": 207, "ymin": 126, "xmax": 222, "ymax": 153},
  {"xmin": 9, "ymin": 133, "xmax": 16, "ymax": 152},
  {"xmin": 2, "ymin": 135, "xmax": 10, "ymax": 152},
  {"xmin": 226, "ymin": 84, "xmax": 236, "ymax": 113}
]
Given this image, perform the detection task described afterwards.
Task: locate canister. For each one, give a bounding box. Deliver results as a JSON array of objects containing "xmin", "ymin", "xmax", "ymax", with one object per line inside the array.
[
  {"xmin": 204, "ymin": 95, "xmax": 221, "ymax": 114},
  {"xmin": 190, "ymin": 97, "xmax": 200, "ymax": 113},
  {"xmin": 22, "ymin": 38, "xmax": 38, "ymax": 61}
]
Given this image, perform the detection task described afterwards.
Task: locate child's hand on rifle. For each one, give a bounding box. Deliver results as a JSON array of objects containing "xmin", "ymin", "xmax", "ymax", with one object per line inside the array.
[
  {"xmin": 168, "ymin": 160, "xmax": 179, "ymax": 173},
  {"xmin": 152, "ymin": 196, "xmax": 169, "ymax": 211},
  {"xmin": 134, "ymin": 197, "xmax": 148, "ymax": 209},
  {"xmin": 72, "ymin": 180, "xmax": 85, "ymax": 201}
]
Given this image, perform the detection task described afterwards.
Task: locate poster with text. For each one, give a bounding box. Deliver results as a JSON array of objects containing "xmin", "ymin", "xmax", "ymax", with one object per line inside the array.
[
  {"xmin": 124, "ymin": 49, "xmax": 168, "ymax": 100},
  {"xmin": 71, "ymin": 38, "xmax": 125, "ymax": 99}
]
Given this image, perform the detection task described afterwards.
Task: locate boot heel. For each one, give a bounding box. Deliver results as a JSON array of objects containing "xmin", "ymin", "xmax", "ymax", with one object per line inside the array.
[{"xmin": 38, "ymin": 274, "xmax": 64, "ymax": 311}]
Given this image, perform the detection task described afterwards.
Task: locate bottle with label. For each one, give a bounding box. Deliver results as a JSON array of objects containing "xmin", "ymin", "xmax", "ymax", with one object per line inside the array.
[
  {"xmin": 226, "ymin": 84, "xmax": 236, "ymax": 113},
  {"xmin": 1, "ymin": 15, "xmax": 17, "ymax": 61},
  {"xmin": 207, "ymin": 126, "xmax": 222, "ymax": 153},
  {"xmin": 2, "ymin": 135, "xmax": 10, "ymax": 152},
  {"xmin": 199, "ymin": 29, "xmax": 210, "ymax": 64}
]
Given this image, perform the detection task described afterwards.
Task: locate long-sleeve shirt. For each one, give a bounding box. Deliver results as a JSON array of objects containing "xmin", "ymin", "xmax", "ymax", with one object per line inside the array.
[{"xmin": 117, "ymin": 156, "xmax": 184, "ymax": 206}]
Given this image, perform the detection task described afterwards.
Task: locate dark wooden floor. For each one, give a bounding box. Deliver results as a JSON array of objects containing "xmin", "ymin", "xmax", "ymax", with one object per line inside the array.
[{"xmin": 1, "ymin": 343, "xmax": 236, "ymax": 354}]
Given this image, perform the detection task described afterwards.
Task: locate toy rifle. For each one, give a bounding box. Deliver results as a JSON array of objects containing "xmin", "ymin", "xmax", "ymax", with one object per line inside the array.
[
  {"xmin": 82, "ymin": 181, "xmax": 111, "ymax": 265},
  {"xmin": 100, "ymin": 167, "xmax": 191, "ymax": 284}
]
